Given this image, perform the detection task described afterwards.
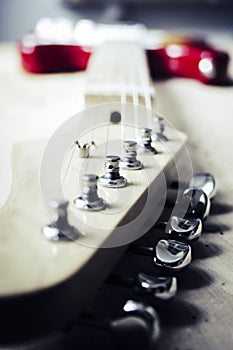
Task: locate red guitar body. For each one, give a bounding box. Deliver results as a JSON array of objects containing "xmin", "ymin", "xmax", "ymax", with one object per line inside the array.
[{"xmin": 19, "ymin": 25, "xmax": 229, "ymax": 84}]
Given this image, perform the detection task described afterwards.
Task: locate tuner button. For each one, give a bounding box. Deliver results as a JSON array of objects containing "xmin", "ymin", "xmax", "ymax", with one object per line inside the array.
[
  {"xmin": 138, "ymin": 128, "xmax": 157, "ymax": 154},
  {"xmin": 42, "ymin": 200, "xmax": 80, "ymax": 241},
  {"xmin": 189, "ymin": 172, "xmax": 216, "ymax": 199},
  {"xmin": 74, "ymin": 174, "xmax": 106, "ymax": 210},
  {"xmin": 121, "ymin": 300, "xmax": 160, "ymax": 347},
  {"xmin": 154, "ymin": 239, "xmax": 192, "ymax": 270},
  {"xmin": 136, "ymin": 273, "xmax": 177, "ymax": 300},
  {"xmin": 180, "ymin": 188, "xmax": 211, "ymax": 220},
  {"xmin": 167, "ymin": 216, "xmax": 202, "ymax": 241},
  {"xmin": 121, "ymin": 140, "xmax": 143, "ymax": 170},
  {"xmin": 99, "ymin": 155, "xmax": 127, "ymax": 187}
]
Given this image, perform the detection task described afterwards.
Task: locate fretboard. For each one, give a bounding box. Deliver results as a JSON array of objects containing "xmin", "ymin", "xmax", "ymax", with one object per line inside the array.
[{"xmin": 85, "ymin": 41, "xmax": 156, "ymax": 109}]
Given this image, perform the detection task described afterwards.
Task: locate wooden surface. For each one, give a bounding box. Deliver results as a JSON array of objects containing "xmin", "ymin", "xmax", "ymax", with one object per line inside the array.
[{"xmin": 0, "ymin": 39, "xmax": 233, "ymax": 349}]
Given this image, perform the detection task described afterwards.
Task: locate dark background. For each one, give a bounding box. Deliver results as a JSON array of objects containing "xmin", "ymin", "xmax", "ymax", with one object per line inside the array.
[{"xmin": 0, "ymin": 0, "xmax": 233, "ymax": 42}]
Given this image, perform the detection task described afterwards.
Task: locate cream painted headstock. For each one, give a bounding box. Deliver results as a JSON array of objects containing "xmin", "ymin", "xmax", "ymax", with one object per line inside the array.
[{"xmin": 0, "ymin": 36, "xmax": 191, "ymax": 343}]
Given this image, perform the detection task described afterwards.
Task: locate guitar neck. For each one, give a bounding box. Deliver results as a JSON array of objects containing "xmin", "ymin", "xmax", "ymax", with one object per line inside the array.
[{"xmin": 85, "ymin": 41, "xmax": 156, "ymax": 109}]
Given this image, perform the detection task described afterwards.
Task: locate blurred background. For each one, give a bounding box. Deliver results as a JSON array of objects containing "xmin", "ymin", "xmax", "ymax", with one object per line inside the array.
[{"xmin": 0, "ymin": 0, "xmax": 233, "ymax": 42}]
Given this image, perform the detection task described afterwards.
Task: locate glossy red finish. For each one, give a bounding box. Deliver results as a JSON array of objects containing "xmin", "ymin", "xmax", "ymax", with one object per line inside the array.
[
  {"xmin": 20, "ymin": 42, "xmax": 92, "ymax": 73},
  {"xmin": 19, "ymin": 35, "xmax": 229, "ymax": 84},
  {"xmin": 147, "ymin": 41, "xmax": 229, "ymax": 84}
]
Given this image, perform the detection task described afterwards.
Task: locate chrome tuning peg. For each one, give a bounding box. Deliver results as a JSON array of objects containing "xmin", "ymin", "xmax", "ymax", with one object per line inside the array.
[
  {"xmin": 107, "ymin": 272, "xmax": 177, "ymax": 300},
  {"xmin": 128, "ymin": 239, "xmax": 191, "ymax": 271},
  {"xmin": 117, "ymin": 300, "xmax": 160, "ymax": 349},
  {"xmin": 76, "ymin": 301, "xmax": 160, "ymax": 350},
  {"xmin": 166, "ymin": 216, "xmax": 202, "ymax": 241},
  {"xmin": 136, "ymin": 273, "xmax": 177, "ymax": 300},
  {"xmin": 178, "ymin": 187, "xmax": 211, "ymax": 221},
  {"xmin": 152, "ymin": 115, "xmax": 168, "ymax": 141},
  {"xmin": 138, "ymin": 128, "xmax": 157, "ymax": 154},
  {"xmin": 121, "ymin": 140, "xmax": 143, "ymax": 170},
  {"xmin": 189, "ymin": 172, "xmax": 216, "ymax": 199},
  {"xmin": 156, "ymin": 216, "xmax": 202, "ymax": 241},
  {"xmin": 154, "ymin": 239, "xmax": 192, "ymax": 270},
  {"xmin": 42, "ymin": 200, "xmax": 80, "ymax": 241},
  {"xmin": 74, "ymin": 174, "xmax": 106, "ymax": 210},
  {"xmin": 74, "ymin": 140, "xmax": 96, "ymax": 158},
  {"xmin": 99, "ymin": 155, "xmax": 127, "ymax": 188}
]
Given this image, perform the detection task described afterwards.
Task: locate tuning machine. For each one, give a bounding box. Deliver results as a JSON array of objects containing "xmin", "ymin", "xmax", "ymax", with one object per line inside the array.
[
  {"xmin": 152, "ymin": 115, "xmax": 168, "ymax": 142},
  {"xmin": 99, "ymin": 155, "xmax": 127, "ymax": 188},
  {"xmin": 156, "ymin": 216, "xmax": 202, "ymax": 242},
  {"xmin": 129, "ymin": 239, "xmax": 191, "ymax": 271},
  {"xmin": 189, "ymin": 172, "xmax": 216, "ymax": 200},
  {"xmin": 121, "ymin": 140, "xmax": 143, "ymax": 170},
  {"xmin": 74, "ymin": 174, "xmax": 106, "ymax": 210},
  {"xmin": 138, "ymin": 128, "xmax": 157, "ymax": 154},
  {"xmin": 177, "ymin": 187, "xmax": 211, "ymax": 221},
  {"xmin": 166, "ymin": 216, "xmax": 202, "ymax": 241},
  {"xmin": 42, "ymin": 200, "xmax": 80, "ymax": 241},
  {"xmin": 76, "ymin": 300, "xmax": 160, "ymax": 350},
  {"xmin": 108, "ymin": 272, "xmax": 177, "ymax": 300}
]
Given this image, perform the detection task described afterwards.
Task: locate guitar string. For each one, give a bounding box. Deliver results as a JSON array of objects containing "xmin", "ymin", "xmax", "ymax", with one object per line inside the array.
[{"xmin": 58, "ymin": 42, "xmax": 154, "ymax": 202}]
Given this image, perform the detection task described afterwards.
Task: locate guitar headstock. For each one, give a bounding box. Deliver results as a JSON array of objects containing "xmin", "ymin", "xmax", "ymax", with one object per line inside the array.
[{"xmin": 0, "ymin": 102, "xmax": 192, "ymax": 342}]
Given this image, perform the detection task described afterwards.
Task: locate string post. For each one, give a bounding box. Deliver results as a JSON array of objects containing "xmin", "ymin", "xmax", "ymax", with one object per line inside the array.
[
  {"xmin": 42, "ymin": 200, "xmax": 80, "ymax": 241},
  {"xmin": 121, "ymin": 140, "xmax": 143, "ymax": 170},
  {"xmin": 152, "ymin": 116, "xmax": 168, "ymax": 142},
  {"xmin": 99, "ymin": 155, "xmax": 127, "ymax": 188},
  {"xmin": 138, "ymin": 128, "xmax": 157, "ymax": 154},
  {"xmin": 74, "ymin": 174, "xmax": 106, "ymax": 210}
]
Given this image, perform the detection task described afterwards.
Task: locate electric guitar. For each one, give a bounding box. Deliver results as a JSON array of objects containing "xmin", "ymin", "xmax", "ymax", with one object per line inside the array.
[{"xmin": 0, "ymin": 21, "xmax": 202, "ymax": 344}]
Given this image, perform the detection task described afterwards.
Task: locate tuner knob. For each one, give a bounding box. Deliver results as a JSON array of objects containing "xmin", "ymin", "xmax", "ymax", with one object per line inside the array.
[
  {"xmin": 167, "ymin": 216, "xmax": 202, "ymax": 241},
  {"xmin": 121, "ymin": 140, "xmax": 143, "ymax": 170},
  {"xmin": 74, "ymin": 174, "xmax": 106, "ymax": 210},
  {"xmin": 136, "ymin": 273, "xmax": 177, "ymax": 300},
  {"xmin": 178, "ymin": 187, "xmax": 211, "ymax": 221},
  {"xmin": 138, "ymin": 128, "xmax": 157, "ymax": 154},
  {"xmin": 154, "ymin": 239, "xmax": 192, "ymax": 270},
  {"xmin": 99, "ymin": 155, "xmax": 127, "ymax": 188},
  {"xmin": 128, "ymin": 239, "xmax": 191, "ymax": 271},
  {"xmin": 152, "ymin": 115, "xmax": 168, "ymax": 141},
  {"xmin": 76, "ymin": 301, "xmax": 160, "ymax": 350},
  {"xmin": 112, "ymin": 300, "xmax": 160, "ymax": 350},
  {"xmin": 107, "ymin": 272, "xmax": 177, "ymax": 300},
  {"xmin": 189, "ymin": 172, "xmax": 216, "ymax": 199},
  {"xmin": 42, "ymin": 200, "xmax": 80, "ymax": 241}
]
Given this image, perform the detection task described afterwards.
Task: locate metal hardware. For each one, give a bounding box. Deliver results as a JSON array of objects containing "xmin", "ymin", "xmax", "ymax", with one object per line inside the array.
[
  {"xmin": 42, "ymin": 200, "xmax": 79, "ymax": 241},
  {"xmin": 121, "ymin": 140, "xmax": 143, "ymax": 170},
  {"xmin": 128, "ymin": 239, "xmax": 191, "ymax": 271},
  {"xmin": 154, "ymin": 239, "xmax": 192, "ymax": 270},
  {"xmin": 138, "ymin": 128, "xmax": 157, "ymax": 154},
  {"xmin": 74, "ymin": 174, "xmax": 106, "ymax": 210},
  {"xmin": 123, "ymin": 300, "xmax": 160, "ymax": 345},
  {"xmin": 152, "ymin": 115, "xmax": 168, "ymax": 141},
  {"xmin": 99, "ymin": 155, "xmax": 127, "ymax": 187},
  {"xmin": 189, "ymin": 172, "xmax": 216, "ymax": 199},
  {"xmin": 136, "ymin": 273, "xmax": 177, "ymax": 300},
  {"xmin": 76, "ymin": 300, "xmax": 160, "ymax": 350},
  {"xmin": 107, "ymin": 272, "xmax": 177, "ymax": 300},
  {"xmin": 75, "ymin": 140, "xmax": 96, "ymax": 158},
  {"xmin": 166, "ymin": 216, "xmax": 202, "ymax": 241},
  {"xmin": 179, "ymin": 187, "xmax": 211, "ymax": 221}
]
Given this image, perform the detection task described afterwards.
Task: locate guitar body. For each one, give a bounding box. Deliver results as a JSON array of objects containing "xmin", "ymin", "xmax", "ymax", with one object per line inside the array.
[{"xmin": 19, "ymin": 20, "xmax": 229, "ymax": 84}]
